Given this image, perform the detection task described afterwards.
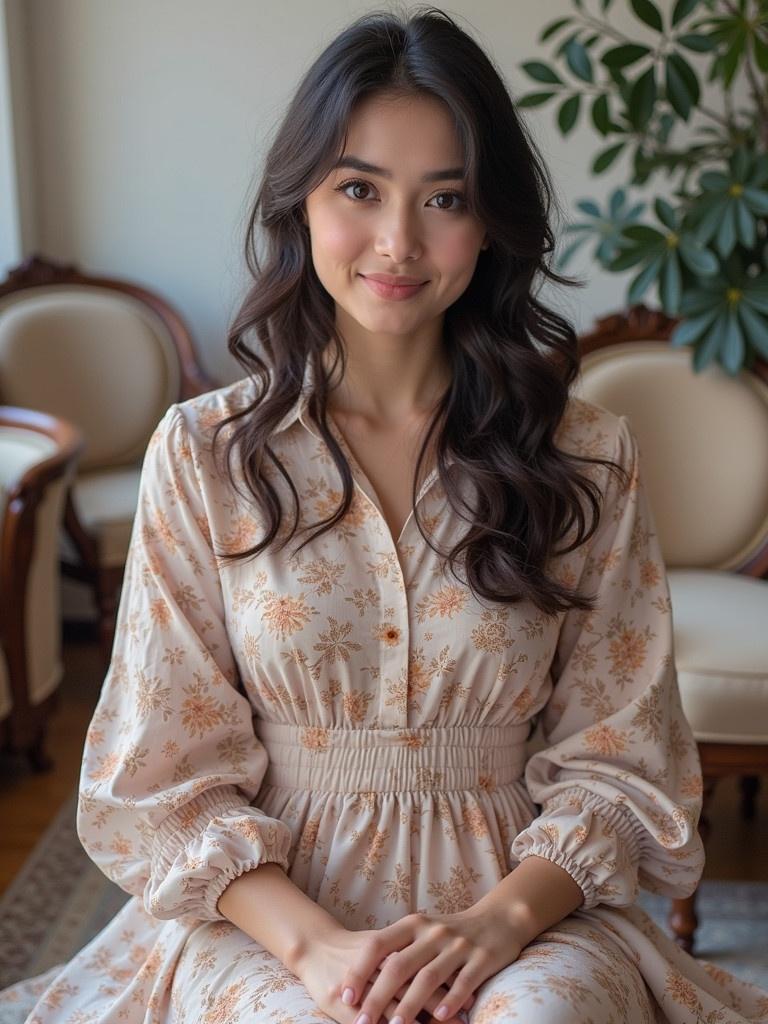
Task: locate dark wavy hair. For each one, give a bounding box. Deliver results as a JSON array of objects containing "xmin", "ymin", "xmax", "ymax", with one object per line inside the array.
[{"xmin": 212, "ymin": 4, "xmax": 627, "ymax": 618}]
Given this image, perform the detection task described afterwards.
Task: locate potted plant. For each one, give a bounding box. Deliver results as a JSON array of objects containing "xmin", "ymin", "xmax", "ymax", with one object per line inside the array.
[{"xmin": 518, "ymin": 0, "xmax": 768, "ymax": 374}]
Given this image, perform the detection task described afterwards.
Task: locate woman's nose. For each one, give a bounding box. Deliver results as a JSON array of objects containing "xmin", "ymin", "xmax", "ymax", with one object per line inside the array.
[{"xmin": 374, "ymin": 203, "xmax": 423, "ymax": 263}]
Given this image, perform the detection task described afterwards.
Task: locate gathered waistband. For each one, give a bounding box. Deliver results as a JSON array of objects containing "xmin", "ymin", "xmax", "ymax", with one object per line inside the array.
[{"xmin": 254, "ymin": 721, "xmax": 529, "ymax": 793}]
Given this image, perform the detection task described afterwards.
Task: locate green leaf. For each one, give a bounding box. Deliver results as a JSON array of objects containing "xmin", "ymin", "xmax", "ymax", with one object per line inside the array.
[
  {"xmin": 700, "ymin": 170, "xmax": 729, "ymax": 191},
  {"xmin": 748, "ymin": 155, "xmax": 768, "ymax": 188},
  {"xmin": 627, "ymin": 254, "xmax": 664, "ymax": 303},
  {"xmin": 610, "ymin": 246, "xmax": 647, "ymax": 272},
  {"xmin": 654, "ymin": 198, "xmax": 677, "ymax": 229},
  {"xmin": 609, "ymin": 188, "xmax": 627, "ymax": 217},
  {"xmin": 623, "ymin": 224, "xmax": 665, "ymax": 245},
  {"xmin": 628, "ymin": 66, "xmax": 657, "ymax": 129},
  {"xmin": 521, "ymin": 62, "xmax": 563, "ymax": 85},
  {"xmin": 666, "ymin": 58, "xmax": 693, "ymax": 119},
  {"xmin": 693, "ymin": 310, "xmax": 728, "ymax": 371},
  {"xmin": 659, "ymin": 253, "xmax": 683, "ymax": 313},
  {"xmin": 668, "ymin": 52, "xmax": 700, "ymax": 108},
  {"xmin": 602, "ymin": 44, "xmax": 651, "ymax": 68},
  {"xmin": 744, "ymin": 187, "xmax": 768, "ymax": 215},
  {"xmin": 558, "ymin": 94, "xmax": 581, "ymax": 134},
  {"xmin": 680, "ymin": 288, "xmax": 723, "ymax": 315},
  {"xmin": 734, "ymin": 200, "xmax": 756, "ymax": 248},
  {"xmin": 677, "ymin": 33, "xmax": 716, "ymax": 52},
  {"xmin": 671, "ymin": 0, "xmax": 700, "ymax": 25},
  {"xmin": 715, "ymin": 201, "xmax": 737, "ymax": 257},
  {"xmin": 754, "ymin": 32, "xmax": 768, "ymax": 72},
  {"xmin": 631, "ymin": 0, "xmax": 663, "ymax": 32},
  {"xmin": 565, "ymin": 39, "xmax": 593, "ymax": 82},
  {"xmin": 694, "ymin": 197, "xmax": 729, "ymax": 245},
  {"xmin": 540, "ymin": 17, "xmax": 572, "ymax": 43},
  {"xmin": 732, "ymin": 146, "xmax": 750, "ymax": 181},
  {"xmin": 669, "ymin": 307, "xmax": 720, "ymax": 346},
  {"xmin": 721, "ymin": 36, "xmax": 745, "ymax": 89},
  {"xmin": 592, "ymin": 142, "xmax": 626, "ymax": 174},
  {"xmin": 576, "ymin": 199, "xmax": 601, "ymax": 217},
  {"xmin": 591, "ymin": 94, "xmax": 612, "ymax": 136},
  {"xmin": 738, "ymin": 302, "xmax": 768, "ymax": 361},
  {"xmin": 517, "ymin": 91, "xmax": 558, "ymax": 108},
  {"xmin": 721, "ymin": 308, "xmax": 745, "ymax": 374},
  {"xmin": 677, "ymin": 235, "xmax": 719, "ymax": 275},
  {"xmin": 743, "ymin": 287, "xmax": 768, "ymax": 315}
]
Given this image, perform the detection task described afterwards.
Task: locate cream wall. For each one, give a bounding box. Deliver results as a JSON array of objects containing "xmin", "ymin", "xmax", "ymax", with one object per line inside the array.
[{"xmin": 3, "ymin": 0, "xmax": 679, "ymax": 385}]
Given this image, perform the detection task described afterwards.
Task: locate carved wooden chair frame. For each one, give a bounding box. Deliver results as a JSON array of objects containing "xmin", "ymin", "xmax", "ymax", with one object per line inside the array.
[
  {"xmin": 0, "ymin": 254, "xmax": 218, "ymax": 664},
  {"xmin": 0, "ymin": 405, "xmax": 85, "ymax": 769}
]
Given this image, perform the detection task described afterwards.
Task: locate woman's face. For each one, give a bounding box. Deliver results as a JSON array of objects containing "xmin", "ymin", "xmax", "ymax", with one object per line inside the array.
[{"xmin": 303, "ymin": 91, "xmax": 488, "ymax": 341}]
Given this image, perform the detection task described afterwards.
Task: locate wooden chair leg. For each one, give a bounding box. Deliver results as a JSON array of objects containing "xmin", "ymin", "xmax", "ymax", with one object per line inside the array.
[
  {"xmin": 26, "ymin": 727, "xmax": 54, "ymax": 773},
  {"xmin": 668, "ymin": 776, "xmax": 717, "ymax": 955},
  {"xmin": 739, "ymin": 775, "xmax": 760, "ymax": 821},
  {"xmin": 95, "ymin": 570, "xmax": 121, "ymax": 669}
]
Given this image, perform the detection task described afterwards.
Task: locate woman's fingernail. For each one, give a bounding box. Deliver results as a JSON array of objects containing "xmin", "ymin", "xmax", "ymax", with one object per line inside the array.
[
  {"xmin": 354, "ymin": 1015, "xmax": 370, "ymax": 1024},
  {"xmin": 435, "ymin": 1006, "xmax": 449, "ymax": 1020},
  {"xmin": 342, "ymin": 988, "xmax": 355, "ymax": 1005},
  {"xmin": 391, "ymin": 1017, "xmax": 404, "ymax": 1024}
]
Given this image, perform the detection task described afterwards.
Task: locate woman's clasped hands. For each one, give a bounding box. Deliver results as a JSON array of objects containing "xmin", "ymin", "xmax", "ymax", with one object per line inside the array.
[{"xmin": 293, "ymin": 901, "xmax": 530, "ymax": 1024}]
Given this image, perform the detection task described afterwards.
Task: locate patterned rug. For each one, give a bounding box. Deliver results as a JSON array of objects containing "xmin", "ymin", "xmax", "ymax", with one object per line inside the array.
[{"xmin": 1, "ymin": 792, "xmax": 767, "ymax": 993}]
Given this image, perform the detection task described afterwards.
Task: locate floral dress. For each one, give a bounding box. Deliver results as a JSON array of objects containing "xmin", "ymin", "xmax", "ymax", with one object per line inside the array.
[{"xmin": 2, "ymin": 362, "xmax": 767, "ymax": 1024}]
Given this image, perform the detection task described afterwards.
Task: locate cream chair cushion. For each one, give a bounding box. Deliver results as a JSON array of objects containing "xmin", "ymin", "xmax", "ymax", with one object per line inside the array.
[
  {"xmin": 574, "ymin": 342, "xmax": 768, "ymax": 569},
  {"xmin": 0, "ymin": 426, "xmax": 68, "ymax": 709},
  {"xmin": 59, "ymin": 465, "xmax": 143, "ymax": 569},
  {"xmin": 669, "ymin": 570, "xmax": 768, "ymax": 744},
  {"xmin": 576, "ymin": 341, "xmax": 768, "ymax": 749},
  {"xmin": 0, "ymin": 286, "xmax": 180, "ymax": 472}
]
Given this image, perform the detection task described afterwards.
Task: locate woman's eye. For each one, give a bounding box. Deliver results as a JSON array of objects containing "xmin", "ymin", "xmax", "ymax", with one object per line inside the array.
[
  {"xmin": 336, "ymin": 179, "xmax": 375, "ymax": 200},
  {"xmin": 429, "ymin": 191, "xmax": 466, "ymax": 211},
  {"xmin": 334, "ymin": 179, "xmax": 466, "ymax": 211}
]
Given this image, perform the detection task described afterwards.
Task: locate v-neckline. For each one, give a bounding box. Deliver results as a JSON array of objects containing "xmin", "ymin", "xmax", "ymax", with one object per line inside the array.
[{"xmin": 324, "ymin": 412, "xmax": 438, "ymax": 549}]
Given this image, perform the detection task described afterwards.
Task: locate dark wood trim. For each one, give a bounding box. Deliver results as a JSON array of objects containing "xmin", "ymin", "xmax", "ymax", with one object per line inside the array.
[
  {"xmin": 0, "ymin": 407, "xmax": 85, "ymax": 769},
  {"xmin": 0, "ymin": 253, "xmax": 217, "ymax": 399}
]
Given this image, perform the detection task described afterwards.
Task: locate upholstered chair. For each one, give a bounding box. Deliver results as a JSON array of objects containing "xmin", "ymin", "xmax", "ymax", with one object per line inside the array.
[
  {"xmin": 574, "ymin": 304, "xmax": 768, "ymax": 954},
  {"xmin": 0, "ymin": 254, "xmax": 217, "ymax": 664},
  {"xmin": 0, "ymin": 405, "xmax": 84, "ymax": 770}
]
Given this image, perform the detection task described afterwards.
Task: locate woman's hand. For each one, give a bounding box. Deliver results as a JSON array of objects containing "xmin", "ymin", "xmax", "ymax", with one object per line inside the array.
[
  {"xmin": 292, "ymin": 922, "xmax": 476, "ymax": 1024},
  {"xmin": 335, "ymin": 903, "xmax": 531, "ymax": 1024}
]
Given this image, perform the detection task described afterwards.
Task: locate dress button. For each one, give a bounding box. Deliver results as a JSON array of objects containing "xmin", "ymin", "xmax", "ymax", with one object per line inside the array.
[{"xmin": 377, "ymin": 623, "xmax": 402, "ymax": 646}]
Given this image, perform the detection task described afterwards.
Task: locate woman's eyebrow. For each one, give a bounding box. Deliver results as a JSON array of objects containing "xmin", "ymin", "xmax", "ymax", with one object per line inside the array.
[{"xmin": 332, "ymin": 156, "xmax": 465, "ymax": 182}]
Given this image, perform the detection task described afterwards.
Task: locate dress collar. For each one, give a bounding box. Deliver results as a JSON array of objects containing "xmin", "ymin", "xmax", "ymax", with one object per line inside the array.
[{"xmin": 270, "ymin": 358, "xmax": 316, "ymax": 435}]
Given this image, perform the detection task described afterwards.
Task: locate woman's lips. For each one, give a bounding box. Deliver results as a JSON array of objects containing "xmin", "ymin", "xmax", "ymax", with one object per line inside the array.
[{"xmin": 360, "ymin": 275, "xmax": 427, "ymax": 301}]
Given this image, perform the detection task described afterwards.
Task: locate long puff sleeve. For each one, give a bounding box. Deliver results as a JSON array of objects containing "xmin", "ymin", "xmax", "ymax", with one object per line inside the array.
[
  {"xmin": 509, "ymin": 413, "xmax": 704, "ymax": 910},
  {"xmin": 76, "ymin": 404, "xmax": 293, "ymax": 922}
]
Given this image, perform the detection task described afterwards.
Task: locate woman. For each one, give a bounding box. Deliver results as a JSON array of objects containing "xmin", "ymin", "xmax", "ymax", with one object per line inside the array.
[{"xmin": 2, "ymin": 6, "xmax": 767, "ymax": 1023}]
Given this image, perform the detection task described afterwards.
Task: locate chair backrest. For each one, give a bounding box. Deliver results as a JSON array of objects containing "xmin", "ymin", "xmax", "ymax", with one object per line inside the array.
[
  {"xmin": 0, "ymin": 406, "xmax": 84, "ymax": 711},
  {"xmin": 574, "ymin": 306, "xmax": 768, "ymax": 575},
  {"xmin": 0, "ymin": 255, "xmax": 214, "ymax": 473}
]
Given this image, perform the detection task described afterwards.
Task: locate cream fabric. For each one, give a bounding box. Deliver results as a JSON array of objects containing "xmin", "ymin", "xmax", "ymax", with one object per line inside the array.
[
  {"xmin": 668, "ymin": 569, "xmax": 768, "ymax": 744},
  {"xmin": 3, "ymin": 372, "xmax": 767, "ymax": 1022},
  {"xmin": 575, "ymin": 342, "xmax": 768, "ymax": 570},
  {"xmin": 0, "ymin": 286, "xmax": 180, "ymax": 471},
  {"xmin": 62, "ymin": 465, "xmax": 142, "ymax": 568},
  {"xmin": 0, "ymin": 427, "xmax": 68, "ymax": 713}
]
